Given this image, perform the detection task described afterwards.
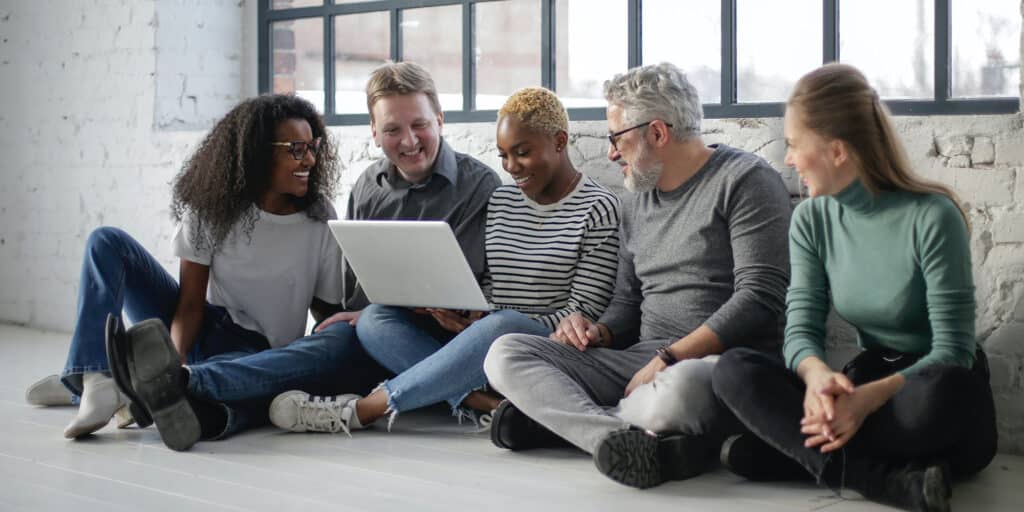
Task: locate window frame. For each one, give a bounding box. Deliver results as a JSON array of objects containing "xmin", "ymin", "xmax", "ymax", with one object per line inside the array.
[{"xmin": 258, "ymin": 0, "xmax": 1021, "ymax": 125}]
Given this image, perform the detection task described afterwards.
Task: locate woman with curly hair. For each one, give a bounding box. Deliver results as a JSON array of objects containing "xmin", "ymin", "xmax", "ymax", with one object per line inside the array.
[
  {"xmin": 47, "ymin": 94, "xmax": 383, "ymax": 450},
  {"xmin": 269, "ymin": 87, "xmax": 622, "ymax": 435}
]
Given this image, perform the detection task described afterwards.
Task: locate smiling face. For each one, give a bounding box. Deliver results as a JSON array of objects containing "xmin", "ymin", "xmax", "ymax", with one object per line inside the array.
[
  {"xmin": 496, "ymin": 115, "xmax": 572, "ymax": 203},
  {"xmin": 606, "ymin": 103, "xmax": 663, "ymax": 193},
  {"xmin": 783, "ymin": 106, "xmax": 855, "ymax": 197},
  {"xmin": 263, "ymin": 117, "xmax": 315, "ymax": 211},
  {"xmin": 371, "ymin": 92, "xmax": 443, "ymax": 184}
]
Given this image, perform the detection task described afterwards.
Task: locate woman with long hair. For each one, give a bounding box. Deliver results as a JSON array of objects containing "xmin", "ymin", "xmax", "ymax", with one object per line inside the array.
[
  {"xmin": 268, "ymin": 87, "xmax": 622, "ymax": 434},
  {"xmin": 46, "ymin": 94, "xmax": 379, "ymax": 450},
  {"xmin": 712, "ymin": 64, "xmax": 996, "ymax": 512}
]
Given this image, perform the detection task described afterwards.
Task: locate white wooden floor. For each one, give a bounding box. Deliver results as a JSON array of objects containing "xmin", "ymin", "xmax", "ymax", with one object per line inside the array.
[{"xmin": 1, "ymin": 323, "xmax": 1022, "ymax": 512}]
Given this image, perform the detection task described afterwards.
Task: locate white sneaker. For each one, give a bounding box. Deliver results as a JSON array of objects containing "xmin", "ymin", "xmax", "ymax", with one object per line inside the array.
[
  {"xmin": 269, "ymin": 391, "xmax": 365, "ymax": 435},
  {"xmin": 26, "ymin": 374, "xmax": 75, "ymax": 406}
]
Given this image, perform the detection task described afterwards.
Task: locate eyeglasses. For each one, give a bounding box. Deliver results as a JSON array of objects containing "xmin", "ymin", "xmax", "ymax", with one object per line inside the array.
[
  {"xmin": 607, "ymin": 121, "xmax": 673, "ymax": 151},
  {"xmin": 271, "ymin": 137, "xmax": 322, "ymax": 160}
]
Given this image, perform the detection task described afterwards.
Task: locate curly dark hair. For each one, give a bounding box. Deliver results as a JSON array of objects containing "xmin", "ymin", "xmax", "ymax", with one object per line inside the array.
[{"xmin": 170, "ymin": 94, "xmax": 340, "ymax": 254}]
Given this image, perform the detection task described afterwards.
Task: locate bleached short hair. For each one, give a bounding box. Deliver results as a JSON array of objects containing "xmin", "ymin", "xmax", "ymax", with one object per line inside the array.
[{"xmin": 498, "ymin": 87, "xmax": 569, "ymax": 135}]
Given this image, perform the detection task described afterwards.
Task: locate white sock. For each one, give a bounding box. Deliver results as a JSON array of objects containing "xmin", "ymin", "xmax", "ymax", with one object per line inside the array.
[{"xmin": 63, "ymin": 372, "xmax": 126, "ymax": 439}]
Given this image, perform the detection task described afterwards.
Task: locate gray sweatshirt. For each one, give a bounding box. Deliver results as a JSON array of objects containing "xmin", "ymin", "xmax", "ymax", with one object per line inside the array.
[{"xmin": 599, "ymin": 144, "xmax": 791, "ymax": 352}]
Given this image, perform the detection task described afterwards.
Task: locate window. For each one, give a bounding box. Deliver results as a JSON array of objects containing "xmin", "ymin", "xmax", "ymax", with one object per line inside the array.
[{"xmin": 259, "ymin": 0, "xmax": 1020, "ymax": 125}]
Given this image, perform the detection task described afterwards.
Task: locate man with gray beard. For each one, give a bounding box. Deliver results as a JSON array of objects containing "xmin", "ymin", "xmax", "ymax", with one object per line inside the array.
[{"xmin": 483, "ymin": 63, "xmax": 792, "ymax": 488}]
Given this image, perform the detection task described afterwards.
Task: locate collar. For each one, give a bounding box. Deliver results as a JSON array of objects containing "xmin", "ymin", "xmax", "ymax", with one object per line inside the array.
[
  {"xmin": 375, "ymin": 138, "xmax": 458, "ymax": 188},
  {"xmin": 833, "ymin": 178, "xmax": 879, "ymax": 213}
]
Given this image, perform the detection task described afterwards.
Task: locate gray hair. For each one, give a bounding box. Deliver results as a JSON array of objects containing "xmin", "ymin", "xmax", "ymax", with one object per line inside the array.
[{"xmin": 603, "ymin": 62, "xmax": 702, "ymax": 141}]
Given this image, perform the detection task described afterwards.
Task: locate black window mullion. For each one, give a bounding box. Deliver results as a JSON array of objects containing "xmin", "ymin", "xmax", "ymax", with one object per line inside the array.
[
  {"xmin": 258, "ymin": 0, "xmax": 269, "ymax": 94},
  {"xmin": 541, "ymin": 0, "xmax": 554, "ymax": 90},
  {"xmin": 935, "ymin": 0, "xmax": 951, "ymax": 102},
  {"xmin": 463, "ymin": 1, "xmax": 475, "ymax": 111},
  {"xmin": 823, "ymin": 0, "xmax": 838, "ymax": 63},
  {"xmin": 721, "ymin": 0, "xmax": 736, "ymax": 105},
  {"xmin": 324, "ymin": 12, "xmax": 335, "ymax": 115},
  {"xmin": 627, "ymin": 0, "xmax": 641, "ymax": 68},
  {"xmin": 391, "ymin": 8, "xmax": 401, "ymax": 62}
]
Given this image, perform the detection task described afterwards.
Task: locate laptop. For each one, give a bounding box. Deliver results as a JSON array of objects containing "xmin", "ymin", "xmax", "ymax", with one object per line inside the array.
[{"xmin": 328, "ymin": 220, "xmax": 491, "ymax": 311}]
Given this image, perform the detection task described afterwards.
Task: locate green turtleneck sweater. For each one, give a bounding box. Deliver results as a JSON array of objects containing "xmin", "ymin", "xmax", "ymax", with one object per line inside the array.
[{"xmin": 783, "ymin": 179, "xmax": 975, "ymax": 377}]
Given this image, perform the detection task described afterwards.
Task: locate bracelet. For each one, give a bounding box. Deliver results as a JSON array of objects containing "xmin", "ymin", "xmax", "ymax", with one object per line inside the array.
[{"xmin": 655, "ymin": 345, "xmax": 678, "ymax": 366}]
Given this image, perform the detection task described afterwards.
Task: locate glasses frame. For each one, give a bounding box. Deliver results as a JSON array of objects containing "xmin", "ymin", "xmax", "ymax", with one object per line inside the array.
[
  {"xmin": 271, "ymin": 137, "xmax": 323, "ymax": 160},
  {"xmin": 607, "ymin": 121, "xmax": 674, "ymax": 151}
]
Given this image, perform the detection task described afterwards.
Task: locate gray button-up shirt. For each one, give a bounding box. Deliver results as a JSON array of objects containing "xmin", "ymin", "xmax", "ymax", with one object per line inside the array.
[{"xmin": 342, "ymin": 138, "xmax": 500, "ymax": 310}]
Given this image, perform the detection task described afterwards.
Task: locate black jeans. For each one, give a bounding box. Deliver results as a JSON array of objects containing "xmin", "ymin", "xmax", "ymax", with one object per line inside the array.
[{"xmin": 712, "ymin": 347, "xmax": 997, "ymax": 481}]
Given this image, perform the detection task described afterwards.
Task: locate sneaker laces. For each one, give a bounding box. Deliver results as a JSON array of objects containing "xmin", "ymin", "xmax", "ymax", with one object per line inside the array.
[{"xmin": 296, "ymin": 395, "xmax": 358, "ymax": 436}]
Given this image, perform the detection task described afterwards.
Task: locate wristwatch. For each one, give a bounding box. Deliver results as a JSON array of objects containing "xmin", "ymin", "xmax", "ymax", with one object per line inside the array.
[{"xmin": 655, "ymin": 345, "xmax": 678, "ymax": 366}]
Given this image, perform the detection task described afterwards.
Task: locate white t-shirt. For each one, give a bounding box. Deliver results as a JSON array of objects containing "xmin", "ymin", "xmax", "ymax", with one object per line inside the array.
[{"xmin": 172, "ymin": 205, "xmax": 344, "ymax": 348}]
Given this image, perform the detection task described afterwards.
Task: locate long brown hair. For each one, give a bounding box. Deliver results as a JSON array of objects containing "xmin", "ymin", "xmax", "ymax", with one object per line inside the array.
[{"xmin": 788, "ymin": 63, "xmax": 968, "ymax": 224}]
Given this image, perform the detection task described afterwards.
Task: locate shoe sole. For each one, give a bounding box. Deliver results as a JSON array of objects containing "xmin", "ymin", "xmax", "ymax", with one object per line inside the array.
[
  {"xmin": 127, "ymin": 319, "xmax": 200, "ymax": 451},
  {"xmin": 489, "ymin": 400, "xmax": 517, "ymax": 450},
  {"xmin": 63, "ymin": 418, "xmax": 113, "ymax": 439},
  {"xmin": 594, "ymin": 430, "xmax": 662, "ymax": 489},
  {"xmin": 104, "ymin": 315, "xmax": 154, "ymax": 428},
  {"xmin": 922, "ymin": 465, "xmax": 952, "ymax": 512}
]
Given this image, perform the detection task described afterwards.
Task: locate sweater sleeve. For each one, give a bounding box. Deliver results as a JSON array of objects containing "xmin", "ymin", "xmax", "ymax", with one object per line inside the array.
[
  {"xmin": 900, "ymin": 197, "xmax": 976, "ymax": 376},
  {"xmin": 535, "ymin": 196, "xmax": 621, "ymax": 330},
  {"xmin": 598, "ymin": 220, "xmax": 643, "ymax": 348},
  {"xmin": 783, "ymin": 201, "xmax": 830, "ymax": 371},
  {"xmin": 703, "ymin": 167, "xmax": 792, "ymax": 351}
]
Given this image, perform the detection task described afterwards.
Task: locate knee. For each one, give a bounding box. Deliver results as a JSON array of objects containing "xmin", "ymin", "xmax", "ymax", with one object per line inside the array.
[
  {"xmin": 712, "ymin": 348, "xmax": 768, "ymax": 403},
  {"xmin": 483, "ymin": 334, "xmax": 535, "ymax": 387},
  {"xmin": 358, "ymin": 304, "xmax": 400, "ymax": 324},
  {"xmin": 642, "ymin": 361, "xmax": 718, "ymax": 433},
  {"xmin": 86, "ymin": 226, "xmax": 130, "ymax": 255}
]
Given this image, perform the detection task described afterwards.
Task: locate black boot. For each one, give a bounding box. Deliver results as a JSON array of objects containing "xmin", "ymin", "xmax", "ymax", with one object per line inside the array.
[
  {"xmin": 489, "ymin": 400, "xmax": 569, "ymax": 451},
  {"xmin": 593, "ymin": 429, "xmax": 716, "ymax": 489},
  {"xmin": 720, "ymin": 433, "xmax": 811, "ymax": 481},
  {"xmin": 828, "ymin": 455, "xmax": 952, "ymax": 512}
]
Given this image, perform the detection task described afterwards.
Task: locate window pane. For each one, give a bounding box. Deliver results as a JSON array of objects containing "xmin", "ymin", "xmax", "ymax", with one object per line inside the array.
[
  {"xmin": 555, "ymin": 0, "xmax": 627, "ymax": 108},
  {"xmin": 334, "ymin": 12, "xmax": 390, "ymax": 114},
  {"xmin": 402, "ymin": 5, "xmax": 463, "ymax": 111},
  {"xmin": 273, "ymin": 18, "xmax": 324, "ymax": 113},
  {"xmin": 642, "ymin": 0, "xmax": 720, "ymax": 103},
  {"xmin": 272, "ymin": 0, "xmax": 322, "ymax": 9},
  {"xmin": 952, "ymin": 0, "xmax": 1021, "ymax": 98},
  {"xmin": 737, "ymin": 0, "xmax": 821, "ymax": 103},
  {"xmin": 475, "ymin": 0, "xmax": 542, "ymax": 110},
  {"xmin": 841, "ymin": 0, "xmax": 933, "ymax": 99}
]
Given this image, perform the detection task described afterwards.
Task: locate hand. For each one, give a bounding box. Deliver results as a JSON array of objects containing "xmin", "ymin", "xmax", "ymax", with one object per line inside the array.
[
  {"xmin": 314, "ymin": 310, "xmax": 362, "ymax": 332},
  {"xmin": 624, "ymin": 357, "xmax": 667, "ymax": 397},
  {"xmin": 803, "ymin": 375, "xmax": 903, "ymax": 453},
  {"xmin": 426, "ymin": 309, "xmax": 483, "ymax": 333},
  {"xmin": 550, "ymin": 313, "xmax": 604, "ymax": 351},
  {"xmin": 801, "ymin": 389, "xmax": 871, "ymax": 452},
  {"xmin": 800, "ymin": 367, "xmax": 855, "ymax": 443}
]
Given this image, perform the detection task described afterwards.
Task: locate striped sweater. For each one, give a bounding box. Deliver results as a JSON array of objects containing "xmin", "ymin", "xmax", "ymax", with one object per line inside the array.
[{"xmin": 484, "ymin": 175, "xmax": 621, "ymax": 331}]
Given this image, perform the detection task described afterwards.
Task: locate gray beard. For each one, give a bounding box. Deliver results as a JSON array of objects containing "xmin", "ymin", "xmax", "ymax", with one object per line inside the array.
[{"xmin": 623, "ymin": 159, "xmax": 663, "ymax": 193}]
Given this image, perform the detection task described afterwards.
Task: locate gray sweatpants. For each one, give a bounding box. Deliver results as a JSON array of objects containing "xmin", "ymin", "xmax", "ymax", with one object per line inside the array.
[{"xmin": 484, "ymin": 333, "xmax": 737, "ymax": 454}]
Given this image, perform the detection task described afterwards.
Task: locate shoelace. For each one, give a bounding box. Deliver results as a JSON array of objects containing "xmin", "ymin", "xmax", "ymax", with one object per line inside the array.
[{"xmin": 296, "ymin": 396, "xmax": 355, "ymax": 436}]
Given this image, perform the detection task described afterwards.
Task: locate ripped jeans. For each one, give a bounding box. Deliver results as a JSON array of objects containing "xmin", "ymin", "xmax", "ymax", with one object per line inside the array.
[{"xmin": 356, "ymin": 306, "xmax": 552, "ymax": 417}]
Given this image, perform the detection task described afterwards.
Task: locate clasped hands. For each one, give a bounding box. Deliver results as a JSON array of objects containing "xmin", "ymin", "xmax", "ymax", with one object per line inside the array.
[{"xmin": 800, "ymin": 365, "xmax": 898, "ymax": 453}]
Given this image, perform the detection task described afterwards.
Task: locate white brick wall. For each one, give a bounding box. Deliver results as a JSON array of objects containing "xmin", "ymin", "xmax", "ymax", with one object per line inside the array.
[{"xmin": 1, "ymin": 0, "xmax": 1023, "ymax": 453}]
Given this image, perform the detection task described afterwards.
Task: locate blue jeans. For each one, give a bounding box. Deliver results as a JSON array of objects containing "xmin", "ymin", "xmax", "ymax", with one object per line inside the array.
[
  {"xmin": 356, "ymin": 305, "xmax": 551, "ymax": 414},
  {"xmin": 61, "ymin": 227, "xmax": 385, "ymax": 438}
]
